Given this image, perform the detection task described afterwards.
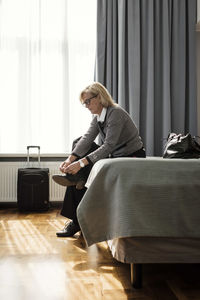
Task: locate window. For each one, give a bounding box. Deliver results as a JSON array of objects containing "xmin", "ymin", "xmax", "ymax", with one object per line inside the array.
[{"xmin": 0, "ymin": 0, "xmax": 96, "ymax": 154}]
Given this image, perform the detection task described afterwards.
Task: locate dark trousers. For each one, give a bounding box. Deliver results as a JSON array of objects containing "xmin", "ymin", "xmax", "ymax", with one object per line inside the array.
[
  {"xmin": 60, "ymin": 138, "xmax": 99, "ymax": 224},
  {"xmin": 60, "ymin": 140, "xmax": 146, "ymax": 225},
  {"xmin": 60, "ymin": 186, "xmax": 87, "ymax": 224}
]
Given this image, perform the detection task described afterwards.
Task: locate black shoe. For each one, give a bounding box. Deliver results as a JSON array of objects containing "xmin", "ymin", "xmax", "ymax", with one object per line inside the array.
[
  {"xmin": 76, "ymin": 180, "xmax": 86, "ymax": 190},
  {"xmin": 52, "ymin": 174, "xmax": 86, "ymax": 189},
  {"xmin": 56, "ymin": 221, "xmax": 80, "ymax": 237},
  {"xmin": 52, "ymin": 174, "xmax": 77, "ymax": 187}
]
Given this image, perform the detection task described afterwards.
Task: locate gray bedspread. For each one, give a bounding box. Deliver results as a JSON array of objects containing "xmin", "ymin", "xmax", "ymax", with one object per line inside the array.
[{"xmin": 77, "ymin": 157, "xmax": 200, "ymax": 246}]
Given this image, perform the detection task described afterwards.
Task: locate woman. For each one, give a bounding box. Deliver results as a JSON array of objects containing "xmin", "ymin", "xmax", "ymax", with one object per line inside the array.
[{"xmin": 53, "ymin": 82, "xmax": 145, "ymax": 237}]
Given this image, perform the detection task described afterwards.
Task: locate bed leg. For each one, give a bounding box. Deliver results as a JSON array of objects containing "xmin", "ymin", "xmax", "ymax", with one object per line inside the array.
[{"xmin": 130, "ymin": 263, "xmax": 142, "ymax": 289}]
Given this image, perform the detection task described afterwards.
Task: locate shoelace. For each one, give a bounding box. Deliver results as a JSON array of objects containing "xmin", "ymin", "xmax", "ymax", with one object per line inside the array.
[{"xmin": 64, "ymin": 221, "xmax": 73, "ymax": 230}]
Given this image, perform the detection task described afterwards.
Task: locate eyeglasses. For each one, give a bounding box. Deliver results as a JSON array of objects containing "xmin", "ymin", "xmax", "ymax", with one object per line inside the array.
[{"xmin": 82, "ymin": 95, "xmax": 98, "ymax": 107}]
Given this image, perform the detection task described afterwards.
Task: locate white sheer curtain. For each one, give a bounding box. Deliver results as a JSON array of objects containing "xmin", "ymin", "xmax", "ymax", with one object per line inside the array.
[{"xmin": 0, "ymin": 0, "xmax": 96, "ymax": 154}]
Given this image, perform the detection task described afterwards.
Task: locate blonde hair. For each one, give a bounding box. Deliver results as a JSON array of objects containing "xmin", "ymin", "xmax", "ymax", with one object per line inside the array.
[{"xmin": 79, "ymin": 82, "xmax": 116, "ymax": 107}]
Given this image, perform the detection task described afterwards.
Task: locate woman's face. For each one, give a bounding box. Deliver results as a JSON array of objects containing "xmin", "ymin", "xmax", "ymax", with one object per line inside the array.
[{"xmin": 82, "ymin": 92, "xmax": 103, "ymax": 115}]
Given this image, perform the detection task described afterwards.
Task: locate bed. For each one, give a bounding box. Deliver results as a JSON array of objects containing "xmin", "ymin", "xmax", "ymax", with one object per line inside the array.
[{"xmin": 77, "ymin": 157, "xmax": 200, "ymax": 288}]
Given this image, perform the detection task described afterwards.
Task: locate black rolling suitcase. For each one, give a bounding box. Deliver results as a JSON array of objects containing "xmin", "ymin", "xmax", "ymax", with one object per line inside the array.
[{"xmin": 17, "ymin": 146, "xmax": 49, "ymax": 211}]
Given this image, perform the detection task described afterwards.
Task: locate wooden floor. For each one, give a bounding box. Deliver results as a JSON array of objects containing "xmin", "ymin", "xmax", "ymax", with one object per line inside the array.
[{"xmin": 0, "ymin": 207, "xmax": 200, "ymax": 300}]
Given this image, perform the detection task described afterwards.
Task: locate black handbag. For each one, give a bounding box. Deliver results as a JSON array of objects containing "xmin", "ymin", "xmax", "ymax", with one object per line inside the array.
[{"xmin": 163, "ymin": 133, "xmax": 200, "ymax": 159}]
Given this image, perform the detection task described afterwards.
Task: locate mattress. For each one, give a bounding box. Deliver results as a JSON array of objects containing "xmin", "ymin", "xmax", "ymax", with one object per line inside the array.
[{"xmin": 108, "ymin": 237, "xmax": 200, "ymax": 264}]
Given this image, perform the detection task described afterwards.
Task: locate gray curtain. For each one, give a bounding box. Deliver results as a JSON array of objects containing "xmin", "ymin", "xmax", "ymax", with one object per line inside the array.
[{"xmin": 95, "ymin": 0, "xmax": 197, "ymax": 156}]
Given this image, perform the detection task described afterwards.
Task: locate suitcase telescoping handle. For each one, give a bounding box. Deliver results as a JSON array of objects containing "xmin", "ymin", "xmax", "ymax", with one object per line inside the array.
[{"xmin": 27, "ymin": 145, "xmax": 40, "ymax": 166}]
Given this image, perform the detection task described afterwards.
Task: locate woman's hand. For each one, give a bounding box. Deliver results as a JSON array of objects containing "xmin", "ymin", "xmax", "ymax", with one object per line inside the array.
[
  {"xmin": 65, "ymin": 161, "xmax": 81, "ymax": 175},
  {"xmin": 59, "ymin": 154, "xmax": 77, "ymax": 173},
  {"xmin": 59, "ymin": 160, "xmax": 71, "ymax": 173}
]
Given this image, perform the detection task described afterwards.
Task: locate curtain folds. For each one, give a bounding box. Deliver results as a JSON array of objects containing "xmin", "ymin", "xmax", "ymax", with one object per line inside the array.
[{"xmin": 95, "ymin": 0, "xmax": 197, "ymax": 156}]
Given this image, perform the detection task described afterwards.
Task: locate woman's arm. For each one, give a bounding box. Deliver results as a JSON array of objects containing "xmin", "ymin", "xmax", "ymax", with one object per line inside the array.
[
  {"xmin": 62, "ymin": 117, "xmax": 99, "ymax": 174},
  {"xmin": 86, "ymin": 109, "xmax": 125, "ymax": 163},
  {"xmin": 71, "ymin": 117, "xmax": 99, "ymax": 157},
  {"xmin": 64, "ymin": 157, "xmax": 89, "ymax": 174}
]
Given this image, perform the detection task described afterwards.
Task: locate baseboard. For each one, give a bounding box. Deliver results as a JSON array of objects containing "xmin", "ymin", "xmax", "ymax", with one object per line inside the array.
[
  {"xmin": 0, "ymin": 201, "xmax": 63, "ymax": 209},
  {"xmin": 0, "ymin": 202, "xmax": 17, "ymax": 209}
]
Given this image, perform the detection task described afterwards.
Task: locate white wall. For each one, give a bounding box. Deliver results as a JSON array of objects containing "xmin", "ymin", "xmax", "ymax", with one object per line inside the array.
[
  {"xmin": 197, "ymin": 31, "xmax": 200, "ymax": 136},
  {"xmin": 198, "ymin": 0, "xmax": 200, "ymax": 22},
  {"xmin": 197, "ymin": 0, "xmax": 200, "ymax": 136},
  {"xmin": 196, "ymin": 0, "xmax": 200, "ymax": 136}
]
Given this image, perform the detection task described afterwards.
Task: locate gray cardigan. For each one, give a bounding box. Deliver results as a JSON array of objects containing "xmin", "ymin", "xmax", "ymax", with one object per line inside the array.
[{"xmin": 72, "ymin": 105, "xmax": 143, "ymax": 164}]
